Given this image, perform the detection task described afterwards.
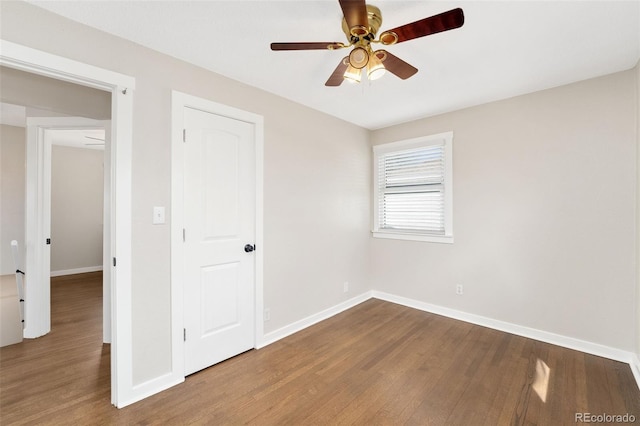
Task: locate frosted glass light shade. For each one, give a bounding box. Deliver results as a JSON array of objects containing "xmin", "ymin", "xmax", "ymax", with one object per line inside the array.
[
  {"xmin": 344, "ymin": 65, "xmax": 362, "ymax": 83},
  {"xmin": 367, "ymin": 52, "xmax": 386, "ymax": 80},
  {"xmin": 348, "ymin": 47, "xmax": 369, "ymax": 69}
]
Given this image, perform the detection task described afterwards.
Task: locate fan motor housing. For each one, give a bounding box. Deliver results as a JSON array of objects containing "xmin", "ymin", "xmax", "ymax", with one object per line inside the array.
[{"xmin": 341, "ymin": 4, "xmax": 383, "ymax": 43}]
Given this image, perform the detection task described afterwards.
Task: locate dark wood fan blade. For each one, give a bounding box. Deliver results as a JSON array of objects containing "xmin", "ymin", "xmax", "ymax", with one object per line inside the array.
[
  {"xmin": 339, "ymin": 0, "xmax": 368, "ymax": 34},
  {"xmin": 376, "ymin": 51, "xmax": 418, "ymax": 80},
  {"xmin": 325, "ymin": 57, "xmax": 349, "ymax": 86},
  {"xmin": 271, "ymin": 42, "xmax": 344, "ymax": 51},
  {"xmin": 380, "ymin": 8, "xmax": 464, "ymax": 45}
]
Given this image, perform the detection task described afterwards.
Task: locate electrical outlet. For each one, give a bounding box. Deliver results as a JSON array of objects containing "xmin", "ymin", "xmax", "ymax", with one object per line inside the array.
[
  {"xmin": 456, "ymin": 284, "xmax": 464, "ymax": 295},
  {"xmin": 343, "ymin": 282, "xmax": 349, "ymax": 293},
  {"xmin": 264, "ymin": 308, "xmax": 270, "ymax": 321}
]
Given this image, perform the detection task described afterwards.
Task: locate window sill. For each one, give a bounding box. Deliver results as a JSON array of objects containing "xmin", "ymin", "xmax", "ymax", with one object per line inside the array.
[{"xmin": 372, "ymin": 231, "xmax": 454, "ymax": 244}]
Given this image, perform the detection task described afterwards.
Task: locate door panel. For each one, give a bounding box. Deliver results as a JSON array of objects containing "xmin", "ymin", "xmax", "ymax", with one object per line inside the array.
[
  {"xmin": 183, "ymin": 107, "xmax": 255, "ymax": 376},
  {"xmin": 201, "ymin": 262, "xmax": 240, "ymax": 334},
  {"xmin": 203, "ymin": 131, "xmax": 239, "ymax": 238}
]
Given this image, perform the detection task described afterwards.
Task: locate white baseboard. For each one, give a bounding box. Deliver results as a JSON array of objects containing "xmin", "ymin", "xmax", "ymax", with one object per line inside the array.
[
  {"xmin": 259, "ymin": 291, "xmax": 372, "ymax": 348},
  {"xmin": 631, "ymin": 354, "xmax": 640, "ymax": 391},
  {"xmin": 50, "ymin": 266, "xmax": 103, "ymax": 277},
  {"xmin": 372, "ymin": 291, "xmax": 635, "ymax": 365},
  {"xmin": 124, "ymin": 289, "xmax": 637, "ymax": 408},
  {"xmin": 258, "ymin": 289, "xmax": 636, "ymax": 372},
  {"xmin": 118, "ymin": 372, "xmax": 184, "ymax": 409}
]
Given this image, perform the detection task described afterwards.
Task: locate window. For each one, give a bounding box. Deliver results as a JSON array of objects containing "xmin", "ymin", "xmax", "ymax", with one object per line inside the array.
[{"xmin": 372, "ymin": 132, "xmax": 453, "ymax": 243}]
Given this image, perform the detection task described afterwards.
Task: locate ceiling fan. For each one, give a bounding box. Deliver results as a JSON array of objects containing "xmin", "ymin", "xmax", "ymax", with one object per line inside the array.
[{"xmin": 270, "ymin": 0, "xmax": 464, "ymax": 86}]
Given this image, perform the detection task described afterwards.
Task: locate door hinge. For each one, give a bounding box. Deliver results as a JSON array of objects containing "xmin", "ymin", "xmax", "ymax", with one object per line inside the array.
[
  {"xmin": 182, "ymin": 228, "xmax": 186, "ymax": 242},
  {"xmin": 183, "ymin": 328, "xmax": 186, "ymax": 341},
  {"xmin": 183, "ymin": 129, "xmax": 186, "ymax": 143},
  {"xmin": 113, "ymin": 257, "xmax": 117, "ymax": 267}
]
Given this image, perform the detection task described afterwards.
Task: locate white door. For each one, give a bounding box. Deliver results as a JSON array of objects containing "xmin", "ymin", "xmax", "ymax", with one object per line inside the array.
[{"xmin": 183, "ymin": 107, "xmax": 256, "ymax": 375}]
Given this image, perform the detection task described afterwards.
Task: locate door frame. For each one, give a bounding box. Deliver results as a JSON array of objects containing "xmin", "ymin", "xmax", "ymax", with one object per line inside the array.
[
  {"xmin": 0, "ymin": 40, "xmax": 135, "ymax": 407},
  {"xmin": 25, "ymin": 117, "xmax": 110, "ymax": 343},
  {"xmin": 171, "ymin": 91, "xmax": 264, "ymax": 380}
]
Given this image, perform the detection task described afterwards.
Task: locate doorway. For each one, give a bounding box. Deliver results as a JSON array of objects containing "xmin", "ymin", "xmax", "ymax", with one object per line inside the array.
[
  {"xmin": 25, "ymin": 119, "xmax": 111, "ymax": 343},
  {"xmin": 0, "ymin": 40, "xmax": 135, "ymax": 407}
]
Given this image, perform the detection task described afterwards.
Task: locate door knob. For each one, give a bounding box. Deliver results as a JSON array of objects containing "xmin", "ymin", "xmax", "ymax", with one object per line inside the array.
[{"xmin": 244, "ymin": 244, "xmax": 255, "ymax": 253}]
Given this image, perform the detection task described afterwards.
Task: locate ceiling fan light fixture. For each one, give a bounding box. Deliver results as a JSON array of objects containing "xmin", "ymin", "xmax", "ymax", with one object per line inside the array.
[
  {"xmin": 348, "ymin": 46, "xmax": 369, "ymax": 69},
  {"xmin": 367, "ymin": 51, "xmax": 386, "ymax": 80},
  {"xmin": 272, "ymin": 2, "xmax": 464, "ymax": 87},
  {"xmin": 343, "ymin": 64, "xmax": 362, "ymax": 83}
]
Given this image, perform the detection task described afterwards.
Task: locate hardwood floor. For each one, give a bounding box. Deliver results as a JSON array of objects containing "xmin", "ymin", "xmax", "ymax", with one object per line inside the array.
[{"xmin": 1, "ymin": 272, "xmax": 638, "ymax": 425}]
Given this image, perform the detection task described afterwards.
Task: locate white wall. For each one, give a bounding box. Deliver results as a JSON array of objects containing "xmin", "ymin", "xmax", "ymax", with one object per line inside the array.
[
  {"xmin": 371, "ymin": 69, "xmax": 637, "ymax": 352},
  {"xmin": 636, "ymin": 61, "xmax": 640, "ymax": 360},
  {"xmin": 0, "ymin": 65, "xmax": 111, "ymax": 120},
  {"xmin": 0, "ymin": 125, "xmax": 26, "ymax": 275},
  {"xmin": 50, "ymin": 145, "xmax": 103, "ymax": 275},
  {"xmin": 0, "ymin": 2, "xmax": 371, "ymax": 385}
]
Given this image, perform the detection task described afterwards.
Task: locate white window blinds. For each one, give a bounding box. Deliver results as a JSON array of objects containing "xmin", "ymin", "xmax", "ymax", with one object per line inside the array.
[
  {"xmin": 377, "ymin": 144, "xmax": 446, "ymax": 234},
  {"xmin": 373, "ymin": 131, "xmax": 453, "ymax": 243}
]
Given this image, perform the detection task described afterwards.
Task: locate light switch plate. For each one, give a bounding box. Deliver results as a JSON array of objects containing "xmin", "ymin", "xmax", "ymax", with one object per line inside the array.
[{"xmin": 153, "ymin": 206, "xmax": 165, "ymax": 224}]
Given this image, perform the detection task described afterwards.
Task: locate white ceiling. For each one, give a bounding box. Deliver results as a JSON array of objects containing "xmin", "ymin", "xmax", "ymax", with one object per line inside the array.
[{"xmin": 27, "ymin": 1, "xmax": 640, "ymax": 130}]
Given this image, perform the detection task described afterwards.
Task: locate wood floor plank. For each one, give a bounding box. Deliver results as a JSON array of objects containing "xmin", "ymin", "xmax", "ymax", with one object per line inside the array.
[{"xmin": 1, "ymin": 273, "xmax": 638, "ymax": 425}]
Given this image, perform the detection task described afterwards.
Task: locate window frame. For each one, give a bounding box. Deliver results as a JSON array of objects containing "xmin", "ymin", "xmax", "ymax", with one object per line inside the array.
[{"xmin": 372, "ymin": 132, "xmax": 454, "ymax": 244}]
